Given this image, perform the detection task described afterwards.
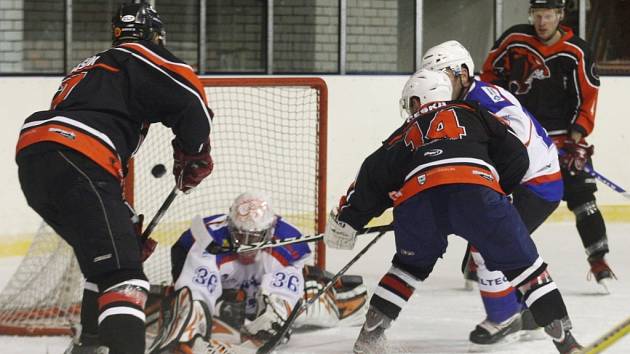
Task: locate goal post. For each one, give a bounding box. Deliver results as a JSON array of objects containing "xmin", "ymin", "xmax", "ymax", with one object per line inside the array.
[{"xmin": 0, "ymin": 77, "xmax": 328, "ymax": 335}]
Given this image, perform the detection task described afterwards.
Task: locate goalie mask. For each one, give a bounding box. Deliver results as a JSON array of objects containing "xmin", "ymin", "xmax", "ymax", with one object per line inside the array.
[
  {"xmin": 112, "ymin": 3, "xmax": 166, "ymax": 45},
  {"xmin": 399, "ymin": 69, "xmax": 453, "ymax": 116},
  {"xmin": 227, "ymin": 192, "xmax": 277, "ymax": 262}
]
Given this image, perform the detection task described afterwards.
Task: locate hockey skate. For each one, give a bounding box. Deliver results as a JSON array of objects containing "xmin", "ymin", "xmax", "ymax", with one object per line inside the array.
[
  {"xmin": 64, "ymin": 325, "xmax": 109, "ymax": 354},
  {"xmin": 469, "ymin": 311, "xmax": 522, "ymax": 345},
  {"xmin": 587, "ymin": 256, "xmax": 617, "ymax": 294},
  {"xmin": 544, "ymin": 316, "xmax": 583, "ymax": 354},
  {"xmin": 353, "ymin": 306, "xmax": 391, "ymax": 354}
]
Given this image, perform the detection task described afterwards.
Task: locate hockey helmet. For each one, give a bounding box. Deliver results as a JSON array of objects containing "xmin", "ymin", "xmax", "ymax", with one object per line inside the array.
[
  {"xmin": 530, "ymin": 0, "xmax": 566, "ymax": 9},
  {"xmin": 400, "ymin": 69, "xmax": 453, "ymax": 115},
  {"xmin": 227, "ymin": 192, "xmax": 277, "ymax": 247},
  {"xmin": 112, "ymin": 2, "xmax": 166, "ymax": 45},
  {"xmin": 421, "ymin": 40, "xmax": 475, "ymax": 78}
]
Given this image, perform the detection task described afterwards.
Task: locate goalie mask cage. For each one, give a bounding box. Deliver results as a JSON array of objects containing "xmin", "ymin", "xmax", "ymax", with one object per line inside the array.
[{"xmin": 0, "ymin": 77, "xmax": 328, "ymax": 336}]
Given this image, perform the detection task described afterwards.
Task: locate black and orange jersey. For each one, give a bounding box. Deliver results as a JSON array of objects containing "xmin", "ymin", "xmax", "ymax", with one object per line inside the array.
[
  {"xmin": 481, "ymin": 24, "xmax": 599, "ymax": 138},
  {"xmin": 336, "ymin": 101, "xmax": 529, "ymax": 229},
  {"xmin": 16, "ymin": 40, "xmax": 213, "ymax": 180}
]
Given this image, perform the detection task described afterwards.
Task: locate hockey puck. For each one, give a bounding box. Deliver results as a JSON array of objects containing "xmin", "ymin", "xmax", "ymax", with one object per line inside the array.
[{"xmin": 151, "ymin": 164, "xmax": 167, "ymax": 178}]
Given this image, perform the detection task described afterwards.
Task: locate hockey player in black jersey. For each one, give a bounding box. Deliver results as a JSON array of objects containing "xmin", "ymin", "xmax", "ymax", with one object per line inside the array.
[
  {"xmin": 15, "ymin": 3, "xmax": 213, "ymax": 354},
  {"xmin": 324, "ymin": 69, "xmax": 582, "ymax": 354},
  {"xmin": 481, "ymin": 0, "xmax": 615, "ymax": 292}
]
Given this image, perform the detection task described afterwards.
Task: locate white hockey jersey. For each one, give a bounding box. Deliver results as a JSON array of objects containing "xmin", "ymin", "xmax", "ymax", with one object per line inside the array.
[
  {"xmin": 466, "ymin": 79, "xmax": 563, "ymax": 201},
  {"xmin": 173, "ymin": 214, "xmax": 311, "ymax": 317}
]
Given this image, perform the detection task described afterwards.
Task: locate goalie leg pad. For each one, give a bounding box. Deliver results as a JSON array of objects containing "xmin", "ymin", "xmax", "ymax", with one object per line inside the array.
[{"xmin": 148, "ymin": 286, "xmax": 211, "ymax": 354}]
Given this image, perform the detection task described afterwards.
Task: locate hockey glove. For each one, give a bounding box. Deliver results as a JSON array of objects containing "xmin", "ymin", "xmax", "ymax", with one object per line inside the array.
[
  {"xmin": 560, "ymin": 139, "xmax": 594, "ymax": 174},
  {"xmin": 172, "ymin": 138, "xmax": 214, "ymax": 193},
  {"xmin": 324, "ymin": 209, "xmax": 358, "ymax": 250},
  {"xmin": 241, "ymin": 293, "xmax": 291, "ymax": 342}
]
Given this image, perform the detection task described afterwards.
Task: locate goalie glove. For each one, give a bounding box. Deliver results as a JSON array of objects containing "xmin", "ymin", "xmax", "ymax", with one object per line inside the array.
[
  {"xmin": 172, "ymin": 138, "xmax": 214, "ymax": 193},
  {"xmin": 324, "ymin": 208, "xmax": 358, "ymax": 250},
  {"xmin": 241, "ymin": 292, "xmax": 292, "ymax": 342},
  {"xmin": 559, "ymin": 139, "xmax": 594, "ymax": 174}
]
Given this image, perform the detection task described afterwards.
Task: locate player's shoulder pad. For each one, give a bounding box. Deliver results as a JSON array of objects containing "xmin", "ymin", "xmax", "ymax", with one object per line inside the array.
[
  {"xmin": 273, "ymin": 217, "xmax": 303, "ymax": 240},
  {"xmin": 174, "ymin": 214, "xmax": 228, "ymax": 251}
]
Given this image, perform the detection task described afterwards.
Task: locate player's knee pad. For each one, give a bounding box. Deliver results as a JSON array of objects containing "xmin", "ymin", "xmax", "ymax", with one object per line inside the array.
[
  {"xmin": 392, "ymin": 255, "xmax": 435, "ymax": 281},
  {"xmin": 565, "ymin": 190, "xmax": 596, "ymax": 213},
  {"xmin": 371, "ymin": 265, "xmax": 420, "ymax": 321},
  {"xmin": 97, "ymin": 278, "xmax": 150, "ymax": 325},
  {"xmin": 503, "ymin": 259, "xmax": 568, "ymax": 327}
]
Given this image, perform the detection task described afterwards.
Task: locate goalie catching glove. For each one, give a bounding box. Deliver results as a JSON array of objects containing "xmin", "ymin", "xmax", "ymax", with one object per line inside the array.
[
  {"xmin": 241, "ymin": 291, "xmax": 293, "ymax": 343},
  {"xmin": 324, "ymin": 208, "xmax": 358, "ymax": 250},
  {"xmin": 559, "ymin": 139, "xmax": 594, "ymax": 174},
  {"xmin": 172, "ymin": 138, "xmax": 214, "ymax": 193}
]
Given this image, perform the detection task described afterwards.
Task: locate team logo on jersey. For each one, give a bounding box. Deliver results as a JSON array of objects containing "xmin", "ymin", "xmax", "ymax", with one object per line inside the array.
[
  {"xmin": 507, "ymin": 46, "xmax": 551, "ymax": 95},
  {"xmin": 423, "ymin": 149, "xmax": 443, "ymax": 157},
  {"xmin": 481, "ymin": 86, "xmax": 505, "ymax": 103},
  {"xmin": 417, "ymin": 174, "xmax": 427, "ymax": 185}
]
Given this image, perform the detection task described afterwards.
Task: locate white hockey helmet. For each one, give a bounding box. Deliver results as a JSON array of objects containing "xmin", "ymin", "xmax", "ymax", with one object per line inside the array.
[
  {"xmin": 400, "ymin": 69, "xmax": 453, "ymax": 115},
  {"xmin": 421, "ymin": 40, "xmax": 475, "ymax": 78},
  {"xmin": 227, "ymin": 191, "xmax": 277, "ymax": 246}
]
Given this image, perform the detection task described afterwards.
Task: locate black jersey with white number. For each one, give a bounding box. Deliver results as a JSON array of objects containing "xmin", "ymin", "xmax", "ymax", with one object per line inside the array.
[
  {"xmin": 16, "ymin": 40, "xmax": 212, "ymax": 179},
  {"xmin": 481, "ymin": 24, "xmax": 599, "ymax": 138},
  {"xmin": 336, "ymin": 101, "xmax": 528, "ymax": 229}
]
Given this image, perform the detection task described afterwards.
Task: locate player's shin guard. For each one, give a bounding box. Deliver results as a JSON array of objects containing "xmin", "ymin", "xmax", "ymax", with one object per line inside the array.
[
  {"xmin": 471, "ymin": 249, "xmax": 521, "ymax": 324},
  {"xmin": 98, "ymin": 279, "xmax": 149, "ymax": 354},
  {"xmin": 503, "ymin": 258, "xmax": 581, "ymax": 352},
  {"xmin": 572, "ymin": 200, "xmax": 608, "ymax": 258},
  {"xmin": 370, "ymin": 265, "xmax": 420, "ymax": 321},
  {"xmin": 504, "ymin": 258, "xmax": 567, "ymax": 327}
]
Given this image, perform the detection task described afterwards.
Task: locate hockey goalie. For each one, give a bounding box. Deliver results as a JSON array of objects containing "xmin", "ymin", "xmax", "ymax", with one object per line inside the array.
[{"xmin": 146, "ymin": 191, "xmax": 368, "ymax": 353}]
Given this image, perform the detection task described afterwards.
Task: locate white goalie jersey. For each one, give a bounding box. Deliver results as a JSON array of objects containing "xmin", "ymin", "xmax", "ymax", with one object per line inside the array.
[{"xmin": 172, "ymin": 214, "xmax": 311, "ymax": 317}]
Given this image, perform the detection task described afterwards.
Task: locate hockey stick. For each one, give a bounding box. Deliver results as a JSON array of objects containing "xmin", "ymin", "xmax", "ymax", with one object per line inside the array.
[
  {"xmin": 142, "ymin": 185, "xmax": 179, "ymax": 242},
  {"xmin": 580, "ymin": 316, "xmax": 630, "ymax": 354},
  {"xmin": 206, "ymin": 223, "xmax": 393, "ymax": 255},
  {"xmin": 558, "ymin": 149, "xmax": 630, "ymax": 199},
  {"xmin": 256, "ymin": 225, "xmax": 392, "ymax": 354},
  {"xmin": 582, "ymin": 164, "xmax": 630, "ymax": 200}
]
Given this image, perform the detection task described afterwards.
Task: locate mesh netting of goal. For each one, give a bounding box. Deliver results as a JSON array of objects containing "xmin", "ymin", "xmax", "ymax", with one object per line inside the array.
[{"xmin": 0, "ymin": 77, "xmax": 328, "ymax": 335}]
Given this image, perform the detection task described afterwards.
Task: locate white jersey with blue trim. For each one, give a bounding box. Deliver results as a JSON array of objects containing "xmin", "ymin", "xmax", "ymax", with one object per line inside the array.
[
  {"xmin": 465, "ymin": 80, "xmax": 563, "ymax": 201},
  {"xmin": 173, "ymin": 214, "xmax": 311, "ymax": 316}
]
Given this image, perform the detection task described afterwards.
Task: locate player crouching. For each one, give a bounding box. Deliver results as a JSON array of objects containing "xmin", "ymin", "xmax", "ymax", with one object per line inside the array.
[{"xmin": 147, "ymin": 192, "xmax": 368, "ymax": 353}]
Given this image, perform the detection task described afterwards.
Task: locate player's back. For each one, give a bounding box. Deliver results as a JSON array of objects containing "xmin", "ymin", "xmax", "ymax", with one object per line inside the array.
[{"xmin": 465, "ymin": 80, "xmax": 561, "ymax": 191}]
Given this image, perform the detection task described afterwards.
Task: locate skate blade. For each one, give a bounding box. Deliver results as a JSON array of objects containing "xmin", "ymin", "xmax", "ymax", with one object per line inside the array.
[
  {"xmin": 468, "ymin": 332, "xmax": 521, "ymax": 352},
  {"xmin": 597, "ymin": 278, "xmax": 611, "ymax": 295}
]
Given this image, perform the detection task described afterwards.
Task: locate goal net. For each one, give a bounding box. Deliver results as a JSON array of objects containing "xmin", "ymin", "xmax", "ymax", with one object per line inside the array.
[{"xmin": 0, "ymin": 77, "xmax": 328, "ymax": 335}]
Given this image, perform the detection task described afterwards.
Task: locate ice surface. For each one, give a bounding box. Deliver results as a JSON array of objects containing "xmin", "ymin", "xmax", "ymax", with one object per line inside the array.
[{"xmin": 1, "ymin": 222, "xmax": 628, "ymax": 353}]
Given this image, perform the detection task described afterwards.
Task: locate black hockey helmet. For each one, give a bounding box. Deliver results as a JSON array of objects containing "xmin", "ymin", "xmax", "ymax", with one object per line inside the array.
[
  {"xmin": 529, "ymin": 0, "xmax": 566, "ymax": 8},
  {"xmin": 112, "ymin": 2, "xmax": 165, "ymax": 45}
]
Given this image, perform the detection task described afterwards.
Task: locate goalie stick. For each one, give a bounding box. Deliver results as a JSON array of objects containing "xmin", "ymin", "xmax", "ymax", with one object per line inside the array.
[
  {"xmin": 206, "ymin": 223, "xmax": 393, "ymax": 255},
  {"xmin": 256, "ymin": 225, "xmax": 392, "ymax": 354}
]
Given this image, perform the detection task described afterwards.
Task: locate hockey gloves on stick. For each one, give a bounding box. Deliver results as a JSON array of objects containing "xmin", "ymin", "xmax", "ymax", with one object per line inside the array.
[
  {"xmin": 324, "ymin": 208, "xmax": 358, "ymax": 250},
  {"xmin": 172, "ymin": 138, "xmax": 213, "ymax": 193},
  {"xmin": 559, "ymin": 139, "xmax": 594, "ymax": 174},
  {"xmin": 242, "ymin": 292, "xmax": 291, "ymax": 343},
  {"xmin": 124, "ymin": 200, "xmax": 157, "ymax": 262}
]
